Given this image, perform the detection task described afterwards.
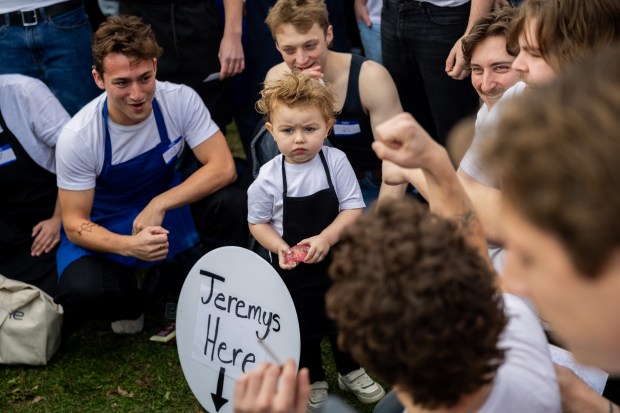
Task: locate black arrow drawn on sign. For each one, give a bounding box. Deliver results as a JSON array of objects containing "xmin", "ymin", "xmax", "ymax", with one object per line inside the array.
[{"xmin": 211, "ymin": 367, "xmax": 228, "ymax": 412}]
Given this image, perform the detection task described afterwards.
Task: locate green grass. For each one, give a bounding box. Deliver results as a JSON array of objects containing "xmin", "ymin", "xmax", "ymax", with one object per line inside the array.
[{"xmin": 0, "ymin": 319, "xmax": 386, "ymax": 412}]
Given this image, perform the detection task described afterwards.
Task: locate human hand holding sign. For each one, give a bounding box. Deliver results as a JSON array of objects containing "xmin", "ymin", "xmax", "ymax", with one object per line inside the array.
[
  {"xmin": 130, "ymin": 226, "xmax": 169, "ymax": 261},
  {"xmin": 234, "ymin": 360, "xmax": 311, "ymax": 413}
]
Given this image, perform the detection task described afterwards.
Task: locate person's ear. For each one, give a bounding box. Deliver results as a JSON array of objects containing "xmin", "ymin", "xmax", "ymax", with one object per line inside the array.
[
  {"xmin": 265, "ymin": 121, "xmax": 274, "ymax": 135},
  {"xmin": 92, "ymin": 68, "xmax": 105, "ymax": 90},
  {"xmin": 153, "ymin": 58, "xmax": 158, "ymax": 74},
  {"xmin": 325, "ymin": 119, "xmax": 335, "ymax": 137},
  {"xmin": 326, "ymin": 25, "xmax": 334, "ymax": 48}
]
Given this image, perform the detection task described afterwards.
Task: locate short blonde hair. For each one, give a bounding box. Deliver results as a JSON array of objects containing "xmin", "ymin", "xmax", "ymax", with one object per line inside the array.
[
  {"xmin": 265, "ymin": 0, "xmax": 330, "ymax": 41},
  {"xmin": 256, "ymin": 72, "xmax": 337, "ymax": 124}
]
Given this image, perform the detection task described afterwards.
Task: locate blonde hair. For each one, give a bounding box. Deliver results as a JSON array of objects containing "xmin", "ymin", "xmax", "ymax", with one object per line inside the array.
[
  {"xmin": 265, "ymin": 0, "xmax": 330, "ymax": 40},
  {"xmin": 256, "ymin": 72, "xmax": 337, "ymax": 124}
]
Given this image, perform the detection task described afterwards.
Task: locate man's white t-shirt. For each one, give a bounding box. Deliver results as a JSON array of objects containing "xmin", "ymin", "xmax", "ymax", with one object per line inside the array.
[
  {"xmin": 0, "ymin": 74, "xmax": 69, "ymax": 173},
  {"xmin": 247, "ymin": 146, "xmax": 365, "ymax": 236},
  {"xmin": 56, "ymin": 80, "xmax": 219, "ymax": 191},
  {"xmin": 479, "ymin": 294, "xmax": 561, "ymax": 412},
  {"xmin": 459, "ymin": 81, "xmax": 527, "ymax": 189}
]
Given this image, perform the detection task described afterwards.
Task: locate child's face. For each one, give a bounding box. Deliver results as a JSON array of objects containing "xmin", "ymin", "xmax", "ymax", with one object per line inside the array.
[{"xmin": 266, "ymin": 104, "xmax": 332, "ymax": 164}]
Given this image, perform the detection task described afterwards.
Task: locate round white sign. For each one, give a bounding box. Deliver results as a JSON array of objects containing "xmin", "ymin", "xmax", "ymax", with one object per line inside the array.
[{"xmin": 176, "ymin": 246, "xmax": 300, "ymax": 413}]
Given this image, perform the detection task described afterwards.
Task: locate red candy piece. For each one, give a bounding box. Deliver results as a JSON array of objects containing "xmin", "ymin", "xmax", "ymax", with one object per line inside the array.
[{"xmin": 284, "ymin": 244, "xmax": 310, "ymax": 265}]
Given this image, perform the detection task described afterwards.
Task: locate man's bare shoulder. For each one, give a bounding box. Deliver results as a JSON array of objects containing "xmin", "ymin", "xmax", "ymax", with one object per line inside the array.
[
  {"xmin": 358, "ymin": 59, "xmax": 402, "ymax": 114},
  {"xmin": 265, "ymin": 62, "xmax": 291, "ymax": 84}
]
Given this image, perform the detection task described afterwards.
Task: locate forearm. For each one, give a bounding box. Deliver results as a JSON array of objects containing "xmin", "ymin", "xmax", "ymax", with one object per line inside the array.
[
  {"xmin": 64, "ymin": 218, "xmax": 132, "ymax": 255},
  {"xmin": 457, "ymin": 169, "xmax": 503, "ymax": 244},
  {"xmin": 223, "ymin": 0, "xmax": 243, "ymax": 37},
  {"xmin": 420, "ymin": 147, "xmax": 489, "ymax": 263},
  {"xmin": 52, "ymin": 194, "xmax": 62, "ymax": 220},
  {"xmin": 148, "ymin": 160, "xmax": 236, "ymax": 214},
  {"xmin": 377, "ymin": 182, "xmax": 407, "ymax": 208},
  {"xmin": 466, "ymin": 0, "xmax": 494, "ymax": 34},
  {"xmin": 320, "ymin": 209, "xmax": 363, "ymax": 246},
  {"xmin": 250, "ymin": 223, "xmax": 287, "ymax": 254}
]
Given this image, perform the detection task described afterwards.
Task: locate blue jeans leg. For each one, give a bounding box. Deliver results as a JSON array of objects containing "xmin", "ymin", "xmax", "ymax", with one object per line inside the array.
[
  {"xmin": 357, "ymin": 21, "xmax": 383, "ymax": 63},
  {"xmin": 374, "ymin": 390, "xmax": 403, "ymax": 413},
  {"xmin": 0, "ymin": 6, "xmax": 101, "ymax": 115}
]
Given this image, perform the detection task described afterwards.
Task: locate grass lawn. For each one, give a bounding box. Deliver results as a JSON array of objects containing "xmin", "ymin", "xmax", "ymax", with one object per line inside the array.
[
  {"xmin": 1, "ymin": 318, "xmax": 387, "ymax": 413},
  {"xmin": 0, "ymin": 124, "xmax": 388, "ymax": 413}
]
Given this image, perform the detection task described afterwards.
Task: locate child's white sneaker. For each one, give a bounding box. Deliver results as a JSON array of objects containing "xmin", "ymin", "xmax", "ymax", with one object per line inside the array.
[
  {"xmin": 307, "ymin": 380, "xmax": 328, "ymax": 413},
  {"xmin": 111, "ymin": 313, "xmax": 144, "ymax": 334},
  {"xmin": 338, "ymin": 368, "xmax": 385, "ymax": 403}
]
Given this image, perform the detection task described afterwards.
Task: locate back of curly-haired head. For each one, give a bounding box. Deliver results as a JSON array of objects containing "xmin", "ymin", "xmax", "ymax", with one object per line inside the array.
[
  {"xmin": 327, "ymin": 199, "xmax": 506, "ymax": 409},
  {"xmin": 92, "ymin": 15, "xmax": 163, "ymax": 76},
  {"xmin": 256, "ymin": 72, "xmax": 336, "ymax": 124}
]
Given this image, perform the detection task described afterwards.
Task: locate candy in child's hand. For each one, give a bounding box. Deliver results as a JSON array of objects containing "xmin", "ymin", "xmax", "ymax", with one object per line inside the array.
[{"xmin": 284, "ymin": 244, "xmax": 310, "ymax": 265}]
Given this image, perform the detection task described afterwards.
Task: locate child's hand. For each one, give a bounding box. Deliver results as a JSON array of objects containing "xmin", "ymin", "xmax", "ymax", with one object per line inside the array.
[
  {"xmin": 277, "ymin": 243, "xmax": 298, "ymax": 270},
  {"xmin": 298, "ymin": 235, "xmax": 330, "ymax": 264}
]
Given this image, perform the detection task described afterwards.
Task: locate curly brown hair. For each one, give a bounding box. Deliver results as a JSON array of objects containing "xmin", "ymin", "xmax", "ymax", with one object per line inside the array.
[
  {"xmin": 92, "ymin": 15, "xmax": 163, "ymax": 77},
  {"xmin": 327, "ymin": 199, "xmax": 506, "ymax": 409},
  {"xmin": 265, "ymin": 0, "xmax": 330, "ymax": 40},
  {"xmin": 483, "ymin": 44, "xmax": 620, "ymax": 278},
  {"xmin": 256, "ymin": 72, "xmax": 337, "ymax": 124}
]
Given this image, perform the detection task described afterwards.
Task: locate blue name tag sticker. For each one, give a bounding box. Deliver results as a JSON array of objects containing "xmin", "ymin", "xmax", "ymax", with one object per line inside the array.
[
  {"xmin": 0, "ymin": 144, "xmax": 17, "ymax": 167},
  {"xmin": 163, "ymin": 136, "xmax": 184, "ymax": 164},
  {"xmin": 333, "ymin": 121, "xmax": 361, "ymax": 136}
]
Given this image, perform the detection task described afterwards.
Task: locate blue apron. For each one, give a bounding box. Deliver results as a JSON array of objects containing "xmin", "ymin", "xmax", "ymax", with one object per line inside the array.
[{"xmin": 57, "ymin": 99, "xmax": 199, "ymax": 277}]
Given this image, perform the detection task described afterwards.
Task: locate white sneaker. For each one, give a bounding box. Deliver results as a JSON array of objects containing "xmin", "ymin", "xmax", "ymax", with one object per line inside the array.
[
  {"xmin": 338, "ymin": 368, "xmax": 385, "ymax": 404},
  {"xmin": 111, "ymin": 313, "xmax": 144, "ymax": 334},
  {"xmin": 307, "ymin": 381, "xmax": 328, "ymax": 413}
]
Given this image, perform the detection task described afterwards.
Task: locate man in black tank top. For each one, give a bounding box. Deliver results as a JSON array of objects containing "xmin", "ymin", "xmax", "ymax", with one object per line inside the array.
[{"xmin": 264, "ymin": 0, "xmax": 405, "ymax": 205}]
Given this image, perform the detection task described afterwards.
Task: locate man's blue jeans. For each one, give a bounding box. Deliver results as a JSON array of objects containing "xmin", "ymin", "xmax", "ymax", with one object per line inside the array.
[
  {"xmin": 381, "ymin": 0, "xmax": 479, "ymax": 146},
  {"xmin": 0, "ymin": 6, "xmax": 100, "ymax": 115}
]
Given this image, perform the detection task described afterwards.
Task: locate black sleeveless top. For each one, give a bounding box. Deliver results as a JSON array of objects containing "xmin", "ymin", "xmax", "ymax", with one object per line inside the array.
[{"xmin": 328, "ymin": 54, "xmax": 380, "ymax": 172}]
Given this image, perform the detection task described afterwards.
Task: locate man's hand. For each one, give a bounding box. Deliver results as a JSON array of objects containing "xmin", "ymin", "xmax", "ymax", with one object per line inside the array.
[
  {"xmin": 555, "ymin": 365, "xmax": 612, "ymax": 413},
  {"xmin": 382, "ymin": 160, "xmax": 411, "ymax": 186},
  {"xmin": 297, "ymin": 235, "xmax": 330, "ymax": 264},
  {"xmin": 130, "ymin": 226, "xmax": 169, "ymax": 261},
  {"xmin": 299, "ymin": 65, "xmax": 324, "ymax": 80},
  {"xmin": 372, "ymin": 113, "xmax": 441, "ymax": 170},
  {"xmin": 234, "ymin": 360, "xmax": 311, "ymax": 413},
  {"xmin": 445, "ymin": 36, "xmax": 469, "ymax": 80},
  {"xmin": 133, "ymin": 201, "xmax": 166, "ymax": 235},
  {"xmin": 31, "ymin": 217, "xmax": 61, "ymax": 256},
  {"xmin": 354, "ymin": 0, "xmax": 372, "ymax": 27},
  {"xmin": 219, "ymin": 32, "xmax": 245, "ymax": 79}
]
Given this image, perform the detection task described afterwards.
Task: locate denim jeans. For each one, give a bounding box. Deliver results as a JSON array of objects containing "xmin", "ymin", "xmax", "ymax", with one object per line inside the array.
[
  {"xmin": 358, "ymin": 20, "xmax": 383, "ymax": 63},
  {"xmin": 381, "ymin": 0, "xmax": 479, "ymax": 146},
  {"xmin": 0, "ymin": 6, "xmax": 100, "ymax": 115},
  {"xmin": 373, "ymin": 390, "xmax": 403, "ymax": 413}
]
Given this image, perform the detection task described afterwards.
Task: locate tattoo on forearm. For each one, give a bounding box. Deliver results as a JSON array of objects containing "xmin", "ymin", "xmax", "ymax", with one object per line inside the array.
[{"xmin": 77, "ymin": 222, "xmax": 98, "ymax": 237}]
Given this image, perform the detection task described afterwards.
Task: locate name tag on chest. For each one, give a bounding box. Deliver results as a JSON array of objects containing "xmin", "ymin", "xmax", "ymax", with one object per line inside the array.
[
  {"xmin": 0, "ymin": 144, "xmax": 17, "ymax": 167},
  {"xmin": 333, "ymin": 121, "xmax": 361, "ymax": 136},
  {"xmin": 162, "ymin": 136, "xmax": 184, "ymax": 164}
]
